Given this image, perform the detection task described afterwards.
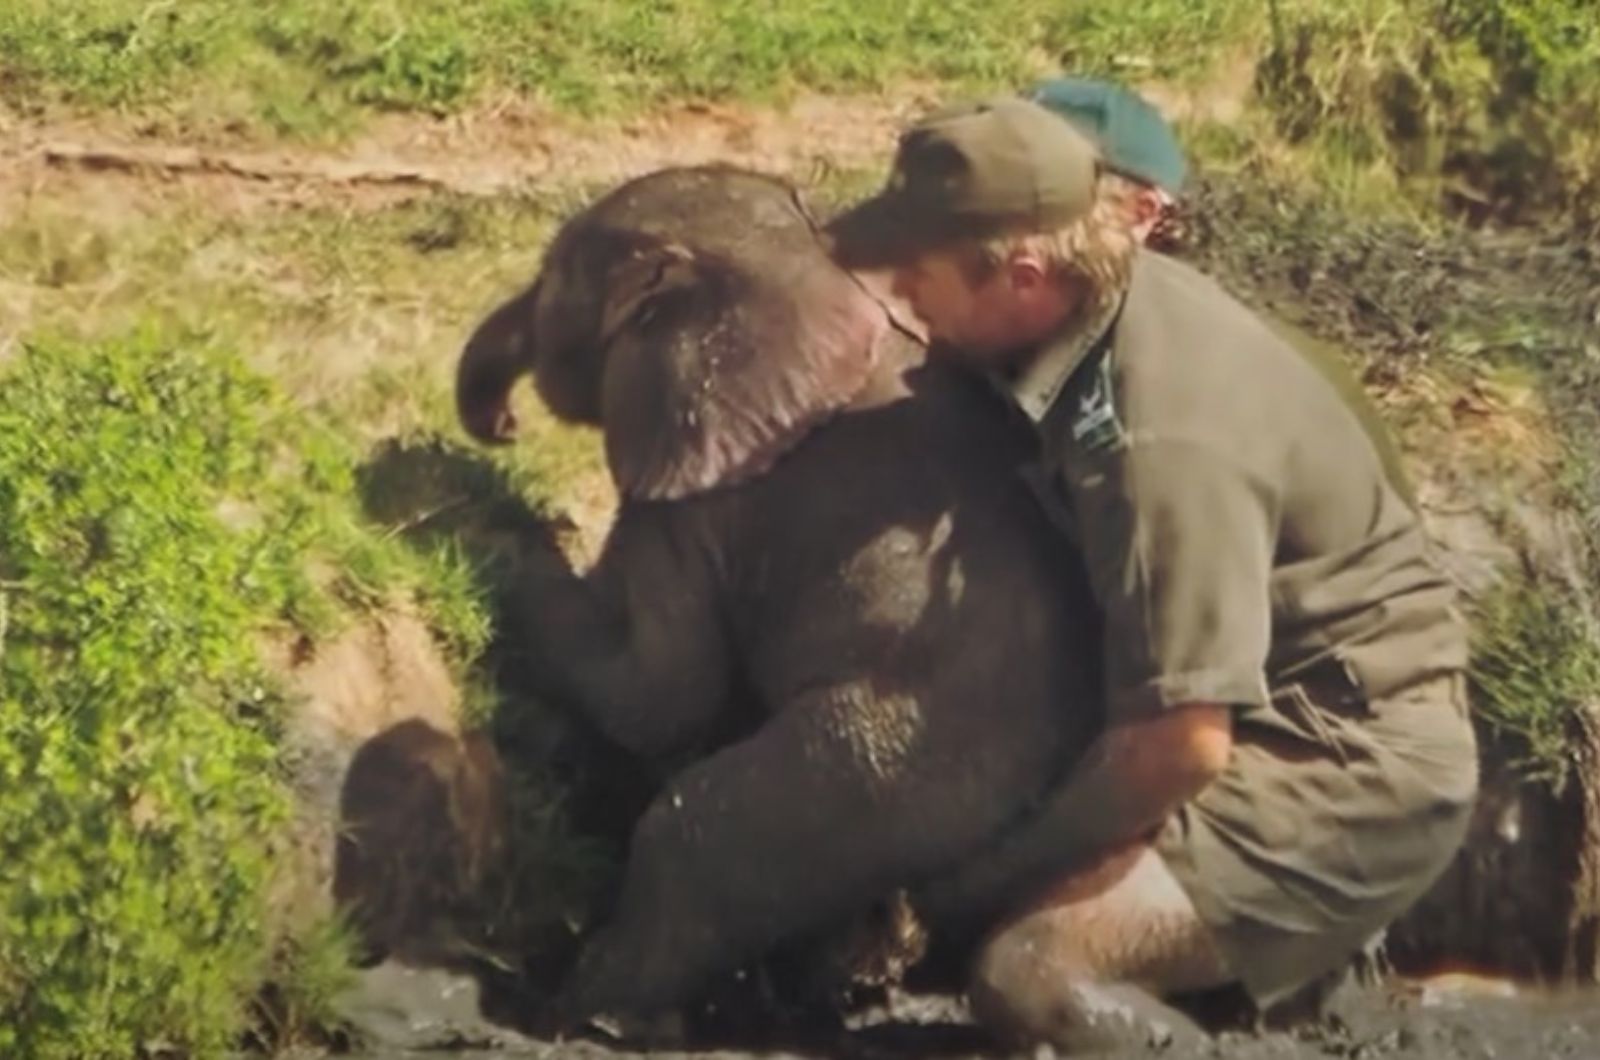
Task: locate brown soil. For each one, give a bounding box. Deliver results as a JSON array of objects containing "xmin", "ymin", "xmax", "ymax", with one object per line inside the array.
[
  {"xmin": 273, "ymin": 609, "xmax": 461, "ymax": 744},
  {"xmin": 0, "ymin": 91, "xmax": 929, "ymax": 216}
]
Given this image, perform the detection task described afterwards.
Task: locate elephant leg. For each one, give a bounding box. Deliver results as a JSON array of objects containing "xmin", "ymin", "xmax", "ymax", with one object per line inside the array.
[
  {"xmin": 554, "ymin": 687, "xmax": 971, "ymax": 1023},
  {"xmin": 509, "ymin": 504, "xmax": 733, "ymax": 761}
]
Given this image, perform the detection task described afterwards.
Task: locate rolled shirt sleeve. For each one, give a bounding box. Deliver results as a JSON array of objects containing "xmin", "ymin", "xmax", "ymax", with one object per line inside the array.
[{"xmin": 1067, "ymin": 435, "xmax": 1278, "ymax": 723}]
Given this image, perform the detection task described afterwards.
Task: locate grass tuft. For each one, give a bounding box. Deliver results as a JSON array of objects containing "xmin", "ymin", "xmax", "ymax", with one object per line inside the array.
[{"xmin": 1470, "ymin": 574, "xmax": 1600, "ymax": 789}]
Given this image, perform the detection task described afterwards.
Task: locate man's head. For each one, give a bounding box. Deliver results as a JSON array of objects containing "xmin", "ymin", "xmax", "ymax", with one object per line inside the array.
[
  {"xmin": 829, "ymin": 97, "xmax": 1139, "ymax": 365},
  {"xmin": 1026, "ymin": 77, "xmax": 1187, "ymax": 246}
]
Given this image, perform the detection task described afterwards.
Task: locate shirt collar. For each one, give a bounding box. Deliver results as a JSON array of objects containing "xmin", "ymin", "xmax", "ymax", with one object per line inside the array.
[{"xmin": 1002, "ymin": 293, "xmax": 1123, "ymax": 423}]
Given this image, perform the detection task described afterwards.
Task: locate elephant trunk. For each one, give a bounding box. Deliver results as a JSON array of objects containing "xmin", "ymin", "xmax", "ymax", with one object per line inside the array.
[{"xmin": 456, "ymin": 282, "xmax": 541, "ymax": 444}]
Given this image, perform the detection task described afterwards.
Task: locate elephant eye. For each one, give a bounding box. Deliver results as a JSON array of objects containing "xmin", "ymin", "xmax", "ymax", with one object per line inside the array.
[
  {"xmin": 600, "ymin": 292, "xmax": 654, "ymax": 347},
  {"xmin": 629, "ymin": 294, "xmax": 666, "ymax": 330},
  {"xmin": 605, "ymin": 290, "xmax": 679, "ymax": 345}
]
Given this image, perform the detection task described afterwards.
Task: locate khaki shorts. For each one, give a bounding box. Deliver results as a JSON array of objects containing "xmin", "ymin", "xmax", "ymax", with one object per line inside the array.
[{"xmin": 1155, "ymin": 671, "xmax": 1479, "ymax": 1008}]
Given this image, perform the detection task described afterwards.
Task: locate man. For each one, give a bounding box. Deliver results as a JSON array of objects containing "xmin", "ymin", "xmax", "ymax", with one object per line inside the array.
[
  {"xmin": 1027, "ymin": 76, "xmax": 1417, "ymax": 509},
  {"xmin": 829, "ymin": 98, "xmax": 1478, "ymax": 1052},
  {"xmin": 1025, "ymin": 76, "xmax": 1188, "ymax": 247}
]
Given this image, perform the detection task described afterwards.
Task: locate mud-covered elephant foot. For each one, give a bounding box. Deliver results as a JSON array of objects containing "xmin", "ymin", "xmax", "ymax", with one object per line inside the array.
[
  {"xmin": 333, "ymin": 719, "xmax": 510, "ymax": 972},
  {"xmin": 532, "ymin": 935, "xmax": 691, "ymax": 1048}
]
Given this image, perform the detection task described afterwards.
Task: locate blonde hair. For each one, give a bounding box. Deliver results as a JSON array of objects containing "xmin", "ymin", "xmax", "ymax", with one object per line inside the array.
[{"xmin": 957, "ymin": 172, "xmax": 1142, "ymax": 311}]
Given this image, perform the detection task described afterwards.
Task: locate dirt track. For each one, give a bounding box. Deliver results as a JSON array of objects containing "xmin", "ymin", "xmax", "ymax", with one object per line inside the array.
[
  {"xmin": 1, "ymin": 79, "xmax": 1255, "ymax": 210},
  {"xmin": 0, "ymin": 95, "xmax": 922, "ymax": 214}
]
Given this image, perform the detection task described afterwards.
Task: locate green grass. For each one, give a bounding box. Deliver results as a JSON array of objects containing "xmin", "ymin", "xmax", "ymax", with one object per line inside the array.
[
  {"xmin": 0, "ymin": 0, "xmax": 1254, "ymax": 136},
  {"xmin": 3, "ymin": 1, "xmax": 1593, "ymax": 223},
  {"xmin": 0, "ymin": 330, "xmax": 333, "ymax": 1056},
  {"xmin": 0, "ymin": 188, "xmax": 604, "ymax": 500},
  {"xmin": 0, "ymin": 194, "xmax": 541, "ymax": 664},
  {"xmin": 0, "ymin": 185, "xmax": 598, "ymax": 1052},
  {"xmin": 0, "ymin": 328, "xmax": 544, "ymax": 1056},
  {"xmin": 248, "ymin": 913, "xmax": 362, "ymax": 1051},
  {"xmin": 1247, "ymin": 0, "xmax": 1600, "ymax": 224},
  {"xmin": 1470, "ymin": 574, "xmax": 1600, "ymax": 789}
]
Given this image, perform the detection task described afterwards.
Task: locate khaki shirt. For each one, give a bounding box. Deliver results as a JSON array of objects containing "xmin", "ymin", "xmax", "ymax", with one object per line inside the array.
[
  {"xmin": 999, "ymin": 252, "xmax": 1476, "ymax": 1006},
  {"xmin": 1007, "ymin": 251, "xmax": 1466, "ymax": 726}
]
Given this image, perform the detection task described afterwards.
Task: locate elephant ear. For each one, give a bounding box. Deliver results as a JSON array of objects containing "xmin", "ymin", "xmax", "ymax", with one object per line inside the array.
[{"xmin": 598, "ymin": 240, "xmax": 887, "ymax": 501}]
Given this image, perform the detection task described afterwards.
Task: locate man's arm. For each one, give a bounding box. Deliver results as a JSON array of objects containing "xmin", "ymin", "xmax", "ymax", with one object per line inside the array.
[
  {"xmin": 915, "ymin": 700, "xmax": 1231, "ymax": 920},
  {"xmin": 919, "ymin": 432, "xmax": 1274, "ymax": 922}
]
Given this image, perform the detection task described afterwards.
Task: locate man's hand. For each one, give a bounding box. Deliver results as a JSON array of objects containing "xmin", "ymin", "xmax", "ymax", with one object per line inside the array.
[{"xmin": 914, "ymin": 703, "xmax": 1232, "ymax": 924}]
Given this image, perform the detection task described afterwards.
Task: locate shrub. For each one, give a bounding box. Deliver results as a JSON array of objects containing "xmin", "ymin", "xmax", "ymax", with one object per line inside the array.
[
  {"xmin": 1256, "ymin": 0, "xmax": 1600, "ymax": 224},
  {"xmin": 0, "ymin": 327, "xmax": 490, "ymax": 1056}
]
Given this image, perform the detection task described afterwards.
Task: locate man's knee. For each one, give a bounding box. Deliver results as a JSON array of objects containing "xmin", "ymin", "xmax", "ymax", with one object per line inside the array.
[
  {"xmin": 969, "ymin": 922, "xmax": 1212, "ymax": 1053},
  {"xmin": 965, "ymin": 846, "xmax": 1231, "ymax": 1047},
  {"xmin": 969, "ymin": 920, "xmax": 1090, "ymax": 1048}
]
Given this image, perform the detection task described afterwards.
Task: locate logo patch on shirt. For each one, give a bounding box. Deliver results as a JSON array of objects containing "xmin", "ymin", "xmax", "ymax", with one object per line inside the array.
[{"xmin": 1069, "ymin": 354, "xmax": 1123, "ymax": 453}]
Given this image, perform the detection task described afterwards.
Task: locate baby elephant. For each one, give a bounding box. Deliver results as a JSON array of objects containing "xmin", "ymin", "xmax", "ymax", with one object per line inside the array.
[
  {"xmin": 455, "ymin": 165, "xmax": 1103, "ymax": 1030},
  {"xmin": 333, "ymin": 719, "xmax": 509, "ymax": 973}
]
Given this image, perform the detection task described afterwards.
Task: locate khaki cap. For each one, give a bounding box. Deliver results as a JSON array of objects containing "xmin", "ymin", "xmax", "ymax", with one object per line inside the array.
[{"xmin": 829, "ymin": 96, "xmax": 1102, "ymax": 267}]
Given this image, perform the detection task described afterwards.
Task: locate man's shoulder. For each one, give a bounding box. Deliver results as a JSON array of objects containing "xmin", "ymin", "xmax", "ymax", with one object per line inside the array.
[
  {"xmin": 1108, "ymin": 253, "xmax": 1291, "ymax": 437},
  {"xmin": 1121, "ymin": 251, "xmax": 1283, "ymax": 355}
]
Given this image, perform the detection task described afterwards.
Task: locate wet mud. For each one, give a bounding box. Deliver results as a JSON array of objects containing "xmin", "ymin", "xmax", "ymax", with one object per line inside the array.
[{"xmin": 339, "ymin": 962, "xmax": 1600, "ymax": 1060}]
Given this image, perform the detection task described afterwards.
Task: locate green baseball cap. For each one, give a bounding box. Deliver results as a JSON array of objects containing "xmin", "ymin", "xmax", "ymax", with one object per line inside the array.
[
  {"xmin": 1026, "ymin": 77, "xmax": 1187, "ymax": 197},
  {"xmin": 829, "ymin": 96, "xmax": 1102, "ymax": 267}
]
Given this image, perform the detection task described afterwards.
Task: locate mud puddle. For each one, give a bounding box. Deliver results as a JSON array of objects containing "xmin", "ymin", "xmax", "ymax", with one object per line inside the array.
[{"xmin": 335, "ymin": 962, "xmax": 1600, "ymax": 1059}]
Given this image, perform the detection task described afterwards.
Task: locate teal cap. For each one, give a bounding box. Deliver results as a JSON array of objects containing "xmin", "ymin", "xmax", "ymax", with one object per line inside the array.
[{"xmin": 1026, "ymin": 77, "xmax": 1187, "ymax": 197}]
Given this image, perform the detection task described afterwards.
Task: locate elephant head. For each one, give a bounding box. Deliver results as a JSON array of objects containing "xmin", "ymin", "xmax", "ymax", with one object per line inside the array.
[
  {"xmin": 333, "ymin": 719, "xmax": 509, "ymax": 971},
  {"xmin": 456, "ymin": 166, "xmax": 899, "ymax": 500}
]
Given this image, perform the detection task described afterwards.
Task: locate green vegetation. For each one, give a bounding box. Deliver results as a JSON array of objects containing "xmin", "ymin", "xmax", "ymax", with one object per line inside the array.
[
  {"xmin": 0, "ymin": 0, "xmax": 1247, "ymax": 136},
  {"xmin": 1251, "ymin": 0, "xmax": 1600, "ymax": 223},
  {"xmin": 1470, "ymin": 574, "xmax": 1600, "ymax": 788},
  {"xmin": 0, "ymin": 190, "xmax": 603, "ymax": 496},
  {"xmin": 0, "ymin": 327, "xmax": 496, "ymax": 1056},
  {"xmin": 248, "ymin": 914, "xmax": 362, "ymax": 1051},
  {"xmin": 0, "ymin": 183, "xmax": 615, "ymax": 1053},
  {"xmin": 3, "ymin": 1, "xmax": 1595, "ymax": 220}
]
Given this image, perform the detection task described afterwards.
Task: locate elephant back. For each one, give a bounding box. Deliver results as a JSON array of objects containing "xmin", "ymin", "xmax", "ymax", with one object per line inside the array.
[{"xmin": 709, "ymin": 350, "xmax": 1106, "ymax": 790}]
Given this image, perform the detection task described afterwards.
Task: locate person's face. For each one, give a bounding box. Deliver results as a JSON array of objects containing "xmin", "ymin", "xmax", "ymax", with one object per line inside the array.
[
  {"xmin": 1126, "ymin": 183, "xmax": 1172, "ymax": 244},
  {"xmin": 891, "ymin": 250, "xmax": 1069, "ymax": 366}
]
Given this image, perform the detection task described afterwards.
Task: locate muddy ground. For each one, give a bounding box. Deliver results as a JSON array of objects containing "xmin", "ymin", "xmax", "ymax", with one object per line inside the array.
[{"xmin": 335, "ymin": 961, "xmax": 1600, "ymax": 1060}]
